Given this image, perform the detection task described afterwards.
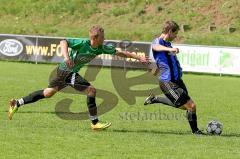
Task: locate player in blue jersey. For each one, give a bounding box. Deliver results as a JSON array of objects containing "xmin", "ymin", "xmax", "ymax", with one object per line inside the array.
[{"xmin": 144, "ymin": 21, "xmax": 204, "ymax": 135}]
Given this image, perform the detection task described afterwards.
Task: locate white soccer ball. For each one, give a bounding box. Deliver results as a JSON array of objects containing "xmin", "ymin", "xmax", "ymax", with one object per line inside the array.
[{"xmin": 206, "ymin": 120, "xmax": 223, "ymax": 135}]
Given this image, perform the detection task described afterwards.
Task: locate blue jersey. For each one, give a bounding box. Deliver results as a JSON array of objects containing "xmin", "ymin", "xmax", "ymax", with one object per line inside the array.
[{"xmin": 152, "ymin": 38, "xmax": 182, "ymax": 82}]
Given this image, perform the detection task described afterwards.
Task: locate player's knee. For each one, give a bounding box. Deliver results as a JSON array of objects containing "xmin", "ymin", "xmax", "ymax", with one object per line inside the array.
[
  {"xmin": 87, "ymin": 86, "xmax": 96, "ymax": 96},
  {"xmin": 188, "ymin": 102, "xmax": 196, "ymax": 112},
  {"xmin": 185, "ymin": 100, "xmax": 196, "ymax": 112},
  {"xmin": 43, "ymin": 88, "xmax": 57, "ymax": 98}
]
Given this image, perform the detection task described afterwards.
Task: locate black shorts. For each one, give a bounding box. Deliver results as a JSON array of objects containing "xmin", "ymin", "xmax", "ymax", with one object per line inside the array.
[
  {"xmin": 48, "ymin": 67, "xmax": 90, "ymax": 91},
  {"xmin": 159, "ymin": 79, "xmax": 190, "ymax": 107}
]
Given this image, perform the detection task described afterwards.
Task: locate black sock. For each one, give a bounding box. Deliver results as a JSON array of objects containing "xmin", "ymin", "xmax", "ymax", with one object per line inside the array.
[
  {"xmin": 87, "ymin": 96, "xmax": 98, "ymax": 125},
  {"xmin": 153, "ymin": 96, "xmax": 175, "ymax": 107},
  {"xmin": 20, "ymin": 90, "xmax": 45, "ymax": 106},
  {"xmin": 16, "ymin": 100, "xmax": 22, "ymax": 107},
  {"xmin": 186, "ymin": 110, "xmax": 199, "ymax": 133},
  {"xmin": 92, "ymin": 119, "xmax": 99, "ymax": 125}
]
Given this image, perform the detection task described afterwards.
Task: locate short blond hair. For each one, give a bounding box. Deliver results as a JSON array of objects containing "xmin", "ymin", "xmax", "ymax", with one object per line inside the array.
[{"xmin": 89, "ymin": 26, "xmax": 104, "ymax": 39}]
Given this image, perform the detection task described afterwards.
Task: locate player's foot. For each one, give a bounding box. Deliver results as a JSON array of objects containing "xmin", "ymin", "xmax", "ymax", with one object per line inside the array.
[
  {"xmin": 144, "ymin": 93, "xmax": 155, "ymax": 105},
  {"xmin": 8, "ymin": 99, "xmax": 18, "ymax": 120},
  {"xmin": 91, "ymin": 121, "xmax": 112, "ymax": 130},
  {"xmin": 192, "ymin": 130, "xmax": 206, "ymax": 135}
]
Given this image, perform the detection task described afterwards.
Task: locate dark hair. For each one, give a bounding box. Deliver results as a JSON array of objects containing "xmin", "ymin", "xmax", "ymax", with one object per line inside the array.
[
  {"xmin": 162, "ymin": 21, "xmax": 179, "ymax": 33},
  {"xmin": 89, "ymin": 26, "xmax": 104, "ymax": 39}
]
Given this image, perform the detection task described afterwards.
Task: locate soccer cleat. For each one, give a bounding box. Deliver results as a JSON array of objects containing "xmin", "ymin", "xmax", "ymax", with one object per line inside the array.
[
  {"xmin": 91, "ymin": 122, "xmax": 112, "ymax": 130},
  {"xmin": 192, "ymin": 130, "xmax": 206, "ymax": 135},
  {"xmin": 144, "ymin": 93, "xmax": 155, "ymax": 105},
  {"xmin": 8, "ymin": 99, "xmax": 18, "ymax": 120}
]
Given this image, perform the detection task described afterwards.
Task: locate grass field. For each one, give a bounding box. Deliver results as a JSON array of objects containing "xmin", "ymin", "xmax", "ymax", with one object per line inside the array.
[{"xmin": 1, "ymin": 61, "xmax": 240, "ymax": 159}]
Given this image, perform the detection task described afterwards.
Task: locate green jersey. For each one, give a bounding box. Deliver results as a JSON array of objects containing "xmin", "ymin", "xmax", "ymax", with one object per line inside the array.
[{"xmin": 59, "ymin": 38, "xmax": 116, "ymax": 73}]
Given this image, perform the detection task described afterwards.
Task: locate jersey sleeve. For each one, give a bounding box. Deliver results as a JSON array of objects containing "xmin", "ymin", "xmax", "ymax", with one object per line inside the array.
[
  {"xmin": 151, "ymin": 38, "xmax": 159, "ymax": 45},
  {"xmin": 66, "ymin": 38, "xmax": 85, "ymax": 49},
  {"xmin": 101, "ymin": 44, "xmax": 116, "ymax": 55},
  {"xmin": 151, "ymin": 38, "xmax": 168, "ymax": 53}
]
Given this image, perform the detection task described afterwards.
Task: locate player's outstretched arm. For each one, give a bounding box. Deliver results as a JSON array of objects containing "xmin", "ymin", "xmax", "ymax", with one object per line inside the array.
[
  {"xmin": 115, "ymin": 50, "xmax": 149, "ymax": 63},
  {"xmin": 152, "ymin": 44, "xmax": 179, "ymax": 54}
]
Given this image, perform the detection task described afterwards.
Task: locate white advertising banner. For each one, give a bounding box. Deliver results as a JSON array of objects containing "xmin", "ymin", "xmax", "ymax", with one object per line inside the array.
[{"xmin": 174, "ymin": 44, "xmax": 240, "ymax": 75}]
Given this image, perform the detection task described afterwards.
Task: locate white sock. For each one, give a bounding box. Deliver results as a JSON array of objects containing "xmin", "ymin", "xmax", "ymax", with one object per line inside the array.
[{"xmin": 17, "ymin": 98, "xmax": 24, "ymax": 106}]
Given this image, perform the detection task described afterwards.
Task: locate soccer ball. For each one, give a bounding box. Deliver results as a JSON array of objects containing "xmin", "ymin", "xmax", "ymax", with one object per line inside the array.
[{"xmin": 206, "ymin": 120, "xmax": 223, "ymax": 135}]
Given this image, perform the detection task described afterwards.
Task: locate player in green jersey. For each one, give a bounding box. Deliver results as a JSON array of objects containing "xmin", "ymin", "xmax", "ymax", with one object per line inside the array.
[{"xmin": 8, "ymin": 26, "xmax": 149, "ymax": 130}]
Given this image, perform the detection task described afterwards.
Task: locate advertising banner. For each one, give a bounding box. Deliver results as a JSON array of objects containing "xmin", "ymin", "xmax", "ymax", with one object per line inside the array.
[
  {"xmin": 174, "ymin": 45, "xmax": 240, "ymax": 75},
  {"xmin": 0, "ymin": 35, "xmax": 150, "ymax": 69},
  {"xmin": 1, "ymin": 34, "xmax": 240, "ymax": 75}
]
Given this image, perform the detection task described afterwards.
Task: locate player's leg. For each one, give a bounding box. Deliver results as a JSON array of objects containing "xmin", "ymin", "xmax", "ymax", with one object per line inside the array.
[
  {"xmin": 85, "ymin": 85, "xmax": 111, "ymax": 130},
  {"xmin": 151, "ymin": 80, "xmax": 203, "ymax": 134},
  {"xmin": 144, "ymin": 93, "xmax": 175, "ymax": 106},
  {"xmin": 174, "ymin": 80, "xmax": 204, "ymax": 134},
  {"xmin": 85, "ymin": 85, "xmax": 98, "ymax": 124},
  {"xmin": 18, "ymin": 87, "xmax": 58, "ymax": 105},
  {"xmin": 69, "ymin": 73, "xmax": 111, "ymax": 130},
  {"xmin": 8, "ymin": 87, "xmax": 58, "ymax": 120},
  {"xmin": 179, "ymin": 99, "xmax": 198, "ymax": 132},
  {"xmin": 8, "ymin": 67, "xmax": 66, "ymax": 120},
  {"xmin": 179, "ymin": 100, "xmax": 204, "ymax": 134},
  {"xmin": 144, "ymin": 81, "xmax": 177, "ymax": 107}
]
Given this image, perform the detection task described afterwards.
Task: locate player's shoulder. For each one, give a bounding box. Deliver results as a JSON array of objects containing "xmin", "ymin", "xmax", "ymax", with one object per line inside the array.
[
  {"xmin": 66, "ymin": 37, "xmax": 90, "ymax": 44},
  {"xmin": 152, "ymin": 37, "xmax": 160, "ymax": 44},
  {"xmin": 152, "ymin": 38, "xmax": 169, "ymax": 48},
  {"xmin": 158, "ymin": 38, "xmax": 172, "ymax": 47}
]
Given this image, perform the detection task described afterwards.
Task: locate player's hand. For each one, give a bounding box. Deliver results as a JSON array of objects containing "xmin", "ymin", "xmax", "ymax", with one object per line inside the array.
[
  {"xmin": 64, "ymin": 58, "xmax": 74, "ymax": 68},
  {"xmin": 170, "ymin": 48, "xmax": 179, "ymax": 54},
  {"xmin": 139, "ymin": 56, "xmax": 151, "ymax": 64}
]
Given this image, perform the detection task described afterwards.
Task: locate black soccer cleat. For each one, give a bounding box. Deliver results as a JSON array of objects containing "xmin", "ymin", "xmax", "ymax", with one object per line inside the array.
[
  {"xmin": 144, "ymin": 93, "xmax": 155, "ymax": 105},
  {"xmin": 192, "ymin": 130, "xmax": 206, "ymax": 135}
]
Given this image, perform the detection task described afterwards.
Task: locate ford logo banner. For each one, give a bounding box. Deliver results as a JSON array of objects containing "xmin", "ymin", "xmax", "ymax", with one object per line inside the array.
[{"xmin": 0, "ymin": 39, "xmax": 23, "ymax": 56}]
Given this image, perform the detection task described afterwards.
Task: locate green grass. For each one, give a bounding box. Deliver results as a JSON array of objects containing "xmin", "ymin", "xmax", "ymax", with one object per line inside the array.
[
  {"xmin": 0, "ymin": 0, "xmax": 240, "ymax": 46},
  {"xmin": 0, "ymin": 61, "xmax": 240, "ymax": 158}
]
